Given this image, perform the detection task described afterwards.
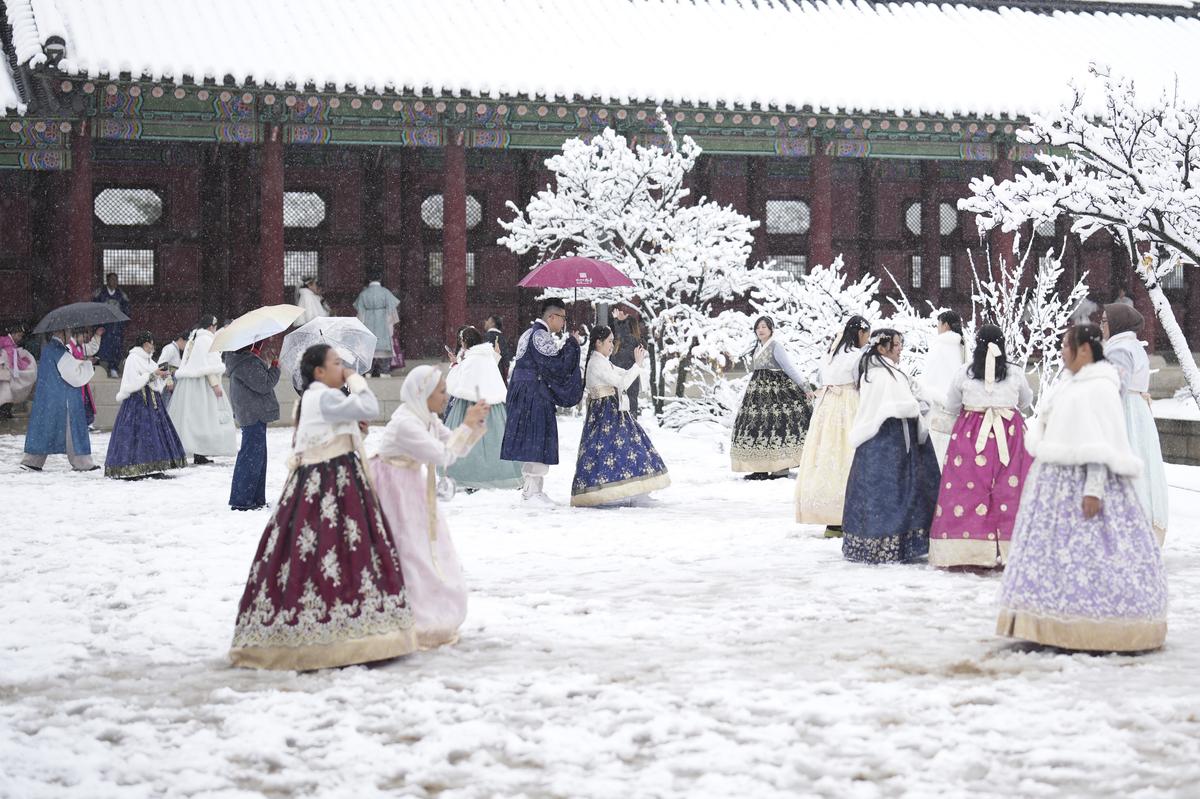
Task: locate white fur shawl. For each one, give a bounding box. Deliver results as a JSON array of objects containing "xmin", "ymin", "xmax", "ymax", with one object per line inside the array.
[
  {"xmin": 849, "ymin": 361, "xmax": 924, "ymax": 448},
  {"xmin": 1026, "ymin": 361, "xmax": 1142, "ymax": 476},
  {"xmin": 920, "ymin": 330, "xmax": 966, "ymax": 404},
  {"xmin": 116, "ymin": 347, "xmax": 165, "ymax": 402},
  {"xmin": 446, "ymin": 342, "xmax": 507, "ymax": 404}
]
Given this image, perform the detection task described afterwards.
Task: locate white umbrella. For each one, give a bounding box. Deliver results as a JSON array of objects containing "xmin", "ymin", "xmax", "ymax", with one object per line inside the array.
[
  {"xmin": 211, "ymin": 304, "xmax": 305, "ymax": 352},
  {"xmin": 280, "ymin": 317, "xmax": 378, "ymax": 392}
]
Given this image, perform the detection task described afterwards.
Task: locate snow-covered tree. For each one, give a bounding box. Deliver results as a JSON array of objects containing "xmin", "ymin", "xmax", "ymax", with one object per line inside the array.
[
  {"xmin": 960, "ymin": 66, "xmax": 1200, "ymax": 405},
  {"xmin": 498, "ymin": 111, "xmax": 763, "ymax": 418},
  {"xmin": 967, "ymin": 240, "xmax": 1089, "ymax": 407},
  {"xmin": 659, "ymin": 256, "xmax": 882, "ymax": 430}
]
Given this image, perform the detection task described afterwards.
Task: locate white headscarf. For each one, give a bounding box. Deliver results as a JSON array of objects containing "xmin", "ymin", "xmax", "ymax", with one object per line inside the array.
[{"xmin": 400, "ymin": 364, "xmax": 443, "ymax": 426}]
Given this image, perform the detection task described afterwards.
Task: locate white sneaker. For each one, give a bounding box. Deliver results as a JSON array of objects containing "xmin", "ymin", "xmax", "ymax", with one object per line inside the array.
[{"xmin": 524, "ymin": 491, "xmax": 559, "ymax": 508}]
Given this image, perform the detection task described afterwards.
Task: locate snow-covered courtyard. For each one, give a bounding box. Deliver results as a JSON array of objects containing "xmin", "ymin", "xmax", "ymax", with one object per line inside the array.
[{"xmin": 2, "ymin": 418, "xmax": 1199, "ymax": 798}]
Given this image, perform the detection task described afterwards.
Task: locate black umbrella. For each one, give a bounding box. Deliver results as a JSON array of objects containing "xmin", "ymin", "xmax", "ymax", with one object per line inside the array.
[{"xmin": 32, "ymin": 302, "xmax": 130, "ymax": 334}]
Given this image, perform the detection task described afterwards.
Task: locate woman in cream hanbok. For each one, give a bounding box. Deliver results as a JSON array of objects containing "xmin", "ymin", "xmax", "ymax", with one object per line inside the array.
[
  {"xmin": 795, "ymin": 315, "xmax": 869, "ymax": 536},
  {"xmin": 370, "ymin": 365, "xmax": 489, "ymax": 649},
  {"xmin": 1101, "ymin": 303, "xmax": 1169, "ymax": 544},
  {"xmin": 0, "ymin": 325, "xmax": 37, "ymax": 418},
  {"xmin": 167, "ymin": 316, "xmax": 237, "ymax": 463}
]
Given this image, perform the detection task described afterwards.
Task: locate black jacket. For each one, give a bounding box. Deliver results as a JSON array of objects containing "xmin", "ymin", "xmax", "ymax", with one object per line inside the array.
[{"xmin": 610, "ymin": 317, "xmax": 642, "ymax": 369}]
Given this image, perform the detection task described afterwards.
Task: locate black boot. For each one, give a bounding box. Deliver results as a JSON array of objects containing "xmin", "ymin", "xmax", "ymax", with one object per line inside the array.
[
  {"xmin": 193, "ymin": 454, "xmax": 212, "ymax": 465},
  {"xmin": 0, "ymin": 404, "xmax": 12, "ymax": 419}
]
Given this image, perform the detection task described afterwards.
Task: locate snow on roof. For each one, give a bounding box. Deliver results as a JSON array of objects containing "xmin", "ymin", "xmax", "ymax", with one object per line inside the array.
[{"xmin": 2, "ymin": 0, "xmax": 1199, "ymax": 119}]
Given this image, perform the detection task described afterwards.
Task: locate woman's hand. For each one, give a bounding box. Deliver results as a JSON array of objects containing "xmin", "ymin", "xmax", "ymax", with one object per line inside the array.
[
  {"xmin": 154, "ymin": 368, "xmax": 168, "ymax": 379},
  {"xmin": 465, "ymin": 401, "xmax": 490, "ymax": 429},
  {"xmin": 358, "ymin": 421, "xmax": 370, "ymax": 436},
  {"xmin": 634, "ymin": 345, "xmax": 646, "ymax": 366},
  {"xmin": 1082, "ymin": 496, "xmax": 1102, "ymax": 519},
  {"xmin": 212, "ymin": 383, "xmax": 224, "ymax": 398}
]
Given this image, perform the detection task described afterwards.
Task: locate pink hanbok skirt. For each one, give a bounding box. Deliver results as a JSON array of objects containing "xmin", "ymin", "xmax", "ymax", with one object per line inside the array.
[
  {"xmin": 930, "ymin": 407, "xmax": 1033, "ymax": 568},
  {"xmin": 370, "ymin": 456, "xmax": 467, "ymax": 649}
]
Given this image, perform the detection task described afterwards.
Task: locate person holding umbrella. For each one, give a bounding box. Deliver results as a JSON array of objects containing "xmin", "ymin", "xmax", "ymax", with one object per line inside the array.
[
  {"xmin": 224, "ymin": 341, "xmax": 281, "ymax": 510},
  {"xmin": 21, "ymin": 327, "xmax": 99, "ymax": 471},
  {"xmin": 500, "ymin": 298, "xmax": 585, "ymax": 504}
]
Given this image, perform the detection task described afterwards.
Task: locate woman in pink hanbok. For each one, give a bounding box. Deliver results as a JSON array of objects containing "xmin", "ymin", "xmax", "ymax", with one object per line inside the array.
[
  {"xmin": 930, "ymin": 324, "xmax": 1033, "ymax": 568},
  {"xmin": 0, "ymin": 325, "xmax": 37, "ymax": 418},
  {"xmin": 370, "ymin": 365, "xmax": 489, "ymax": 649}
]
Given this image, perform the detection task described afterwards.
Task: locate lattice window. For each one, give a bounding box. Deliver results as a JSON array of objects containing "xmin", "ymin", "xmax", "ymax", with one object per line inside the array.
[
  {"xmin": 102, "ymin": 249, "xmax": 155, "ymax": 285},
  {"xmin": 94, "ymin": 188, "xmax": 162, "ymax": 226},
  {"xmin": 775, "ymin": 255, "xmax": 807, "ymax": 280},
  {"xmin": 428, "ymin": 252, "xmax": 478, "ymax": 287},
  {"xmin": 911, "ymin": 255, "xmax": 922, "ymax": 288},
  {"xmin": 766, "ymin": 200, "xmax": 811, "ymax": 235},
  {"xmin": 421, "ymin": 195, "xmax": 483, "ymax": 230},
  {"xmin": 904, "ymin": 202, "xmax": 922, "ymax": 236},
  {"xmin": 284, "ymin": 251, "xmax": 319, "ymax": 287},
  {"xmin": 1034, "ymin": 217, "xmax": 1056, "ymax": 237},
  {"xmin": 1162, "ymin": 262, "xmax": 1187, "ymax": 289},
  {"xmin": 939, "ymin": 254, "xmax": 953, "ymax": 289},
  {"xmin": 939, "ymin": 202, "xmax": 958, "ymax": 235},
  {"xmin": 284, "ymin": 192, "xmax": 326, "ymax": 228}
]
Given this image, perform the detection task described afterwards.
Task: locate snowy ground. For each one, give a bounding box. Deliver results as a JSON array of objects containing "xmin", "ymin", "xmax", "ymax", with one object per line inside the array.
[
  {"xmin": 1154, "ymin": 396, "xmax": 1200, "ymax": 421},
  {"xmin": 2, "ymin": 418, "xmax": 1199, "ymax": 799}
]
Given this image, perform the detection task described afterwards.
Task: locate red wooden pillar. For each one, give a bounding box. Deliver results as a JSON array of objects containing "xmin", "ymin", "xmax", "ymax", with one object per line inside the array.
[
  {"xmin": 443, "ymin": 134, "xmax": 468, "ymax": 346},
  {"xmin": 809, "ymin": 141, "xmax": 833, "ymax": 269},
  {"xmin": 991, "ymin": 145, "xmax": 1017, "ymax": 265},
  {"xmin": 259, "ymin": 125, "xmax": 285, "ymax": 306},
  {"xmin": 65, "ymin": 122, "xmax": 94, "ymax": 305},
  {"xmin": 920, "ymin": 161, "xmax": 941, "ymax": 306}
]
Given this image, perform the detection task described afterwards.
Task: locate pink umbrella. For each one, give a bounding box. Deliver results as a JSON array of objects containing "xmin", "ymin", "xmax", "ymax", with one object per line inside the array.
[{"xmin": 518, "ymin": 256, "xmax": 634, "ymax": 296}]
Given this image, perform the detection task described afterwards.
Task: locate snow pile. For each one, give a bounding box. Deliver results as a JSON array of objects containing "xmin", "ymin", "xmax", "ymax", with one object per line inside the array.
[
  {"xmin": 4, "ymin": 0, "xmax": 1200, "ymax": 117},
  {"xmin": 1, "ymin": 424, "xmax": 1199, "ymax": 797}
]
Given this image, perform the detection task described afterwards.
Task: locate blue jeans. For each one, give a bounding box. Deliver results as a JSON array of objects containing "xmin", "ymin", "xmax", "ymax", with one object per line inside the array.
[{"xmin": 229, "ymin": 422, "xmax": 267, "ymax": 509}]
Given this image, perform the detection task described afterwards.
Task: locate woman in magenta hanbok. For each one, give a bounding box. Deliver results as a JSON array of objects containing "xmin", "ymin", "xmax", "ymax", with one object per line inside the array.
[
  {"xmin": 370, "ymin": 365, "xmax": 489, "ymax": 649},
  {"xmin": 230, "ymin": 344, "xmax": 417, "ymax": 670},
  {"xmin": 930, "ymin": 325, "xmax": 1034, "ymax": 568}
]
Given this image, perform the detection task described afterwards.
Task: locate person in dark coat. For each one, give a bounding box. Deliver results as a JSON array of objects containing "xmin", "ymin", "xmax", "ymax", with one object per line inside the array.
[
  {"xmin": 500, "ymin": 299, "xmax": 585, "ymax": 505},
  {"xmin": 610, "ymin": 301, "xmax": 645, "ymax": 417},
  {"xmin": 92, "ymin": 273, "xmax": 131, "ymax": 378},
  {"xmin": 224, "ymin": 341, "xmax": 281, "ymax": 510},
  {"xmin": 483, "ymin": 314, "xmax": 512, "ymax": 383}
]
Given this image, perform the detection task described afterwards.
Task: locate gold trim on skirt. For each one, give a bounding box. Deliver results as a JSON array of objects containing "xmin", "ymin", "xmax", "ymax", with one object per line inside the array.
[
  {"xmin": 570, "ymin": 472, "xmax": 671, "ymax": 507},
  {"xmin": 996, "ymin": 608, "xmax": 1166, "ymax": 653},
  {"xmin": 230, "ymin": 628, "xmax": 418, "ymax": 671}
]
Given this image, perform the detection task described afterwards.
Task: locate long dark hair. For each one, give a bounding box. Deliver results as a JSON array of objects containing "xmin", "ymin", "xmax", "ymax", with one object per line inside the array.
[
  {"xmin": 937, "ymin": 310, "xmax": 964, "ymax": 338},
  {"xmin": 857, "ymin": 328, "xmax": 903, "ymax": 387},
  {"xmin": 968, "ymin": 323, "xmax": 1008, "ymax": 382},
  {"xmin": 132, "ymin": 330, "xmax": 154, "ymax": 349},
  {"xmin": 586, "ymin": 324, "xmax": 612, "ymax": 374},
  {"xmin": 1066, "ymin": 323, "xmax": 1106, "ymax": 364},
  {"xmin": 294, "ymin": 343, "xmax": 333, "ymax": 421},
  {"xmin": 831, "ymin": 315, "xmax": 870, "ymax": 355},
  {"xmin": 196, "ymin": 314, "xmax": 218, "ymax": 331},
  {"xmin": 746, "ymin": 315, "xmax": 776, "ymax": 358}
]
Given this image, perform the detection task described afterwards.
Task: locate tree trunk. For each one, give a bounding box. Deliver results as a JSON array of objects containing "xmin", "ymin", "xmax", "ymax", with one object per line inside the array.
[{"xmin": 1141, "ymin": 267, "xmax": 1200, "ymax": 407}]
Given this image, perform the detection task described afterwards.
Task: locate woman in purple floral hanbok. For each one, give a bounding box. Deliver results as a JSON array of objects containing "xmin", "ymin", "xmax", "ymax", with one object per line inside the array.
[{"xmin": 998, "ymin": 325, "xmax": 1167, "ymax": 652}]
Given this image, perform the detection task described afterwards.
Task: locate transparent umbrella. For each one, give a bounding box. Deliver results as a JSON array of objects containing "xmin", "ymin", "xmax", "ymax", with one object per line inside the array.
[{"xmin": 280, "ymin": 317, "xmax": 378, "ymax": 393}]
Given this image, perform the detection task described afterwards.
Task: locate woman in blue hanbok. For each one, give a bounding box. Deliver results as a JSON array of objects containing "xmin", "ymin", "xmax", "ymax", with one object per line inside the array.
[
  {"xmin": 571, "ymin": 325, "xmax": 670, "ymax": 507},
  {"xmin": 841, "ymin": 329, "xmax": 940, "ymax": 564},
  {"xmin": 104, "ymin": 331, "xmax": 188, "ymax": 479}
]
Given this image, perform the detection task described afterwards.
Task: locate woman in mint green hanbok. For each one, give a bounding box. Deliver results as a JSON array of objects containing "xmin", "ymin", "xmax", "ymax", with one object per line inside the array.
[{"xmin": 443, "ymin": 327, "xmax": 523, "ymax": 490}]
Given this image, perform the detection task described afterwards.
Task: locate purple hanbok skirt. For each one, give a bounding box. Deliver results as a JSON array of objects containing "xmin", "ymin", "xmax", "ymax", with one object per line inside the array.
[
  {"xmin": 104, "ymin": 387, "xmax": 187, "ymax": 479},
  {"xmin": 998, "ymin": 462, "xmax": 1168, "ymax": 652}
]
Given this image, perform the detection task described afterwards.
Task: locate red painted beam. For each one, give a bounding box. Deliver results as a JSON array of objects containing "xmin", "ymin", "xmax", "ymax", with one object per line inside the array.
[
  {"xmin": 809, "ymin": 143, "xmax": 833, "ymax": 269},
  {"xmin": 259, "ymin": 125, "xmax": 285, "ymax": 307},
  {"xmin": 65, "ymin": 123, "xmax": 94, "ymax": 305},
  {"xmin": 443, "ymin": 136, "xmax": 468, "ymax": 346}
]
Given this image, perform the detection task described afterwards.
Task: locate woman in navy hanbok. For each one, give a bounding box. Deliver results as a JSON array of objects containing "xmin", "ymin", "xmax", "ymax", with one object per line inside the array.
[
  {"xmin": 104, "ymin": 331, "xmax": 187, "ymax": 479},
  {"xmin": 571, "ymin": 326, "xmax": 669, "ymax": 507}
]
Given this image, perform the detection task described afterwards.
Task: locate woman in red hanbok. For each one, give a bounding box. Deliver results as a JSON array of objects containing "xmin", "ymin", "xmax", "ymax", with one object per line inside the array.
[{"xmin": 230, "ymin": 344, "xmax": 417, "ymax": 670}]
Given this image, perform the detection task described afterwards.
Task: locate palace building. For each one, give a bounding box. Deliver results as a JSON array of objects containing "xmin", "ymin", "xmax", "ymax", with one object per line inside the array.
[{"xmin": 1, "ymin": 0, "xmax": 1197, "ymax": 355}]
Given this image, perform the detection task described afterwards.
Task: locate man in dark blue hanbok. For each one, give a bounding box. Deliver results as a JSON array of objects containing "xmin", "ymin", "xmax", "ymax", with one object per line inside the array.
[
  {"xmin": 501, "ymin": 299, "xmax": 584, "ymax": 504},
  {"xmin": 93, "ymin": 272, "xmax": 131, "ymax": 378}
]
